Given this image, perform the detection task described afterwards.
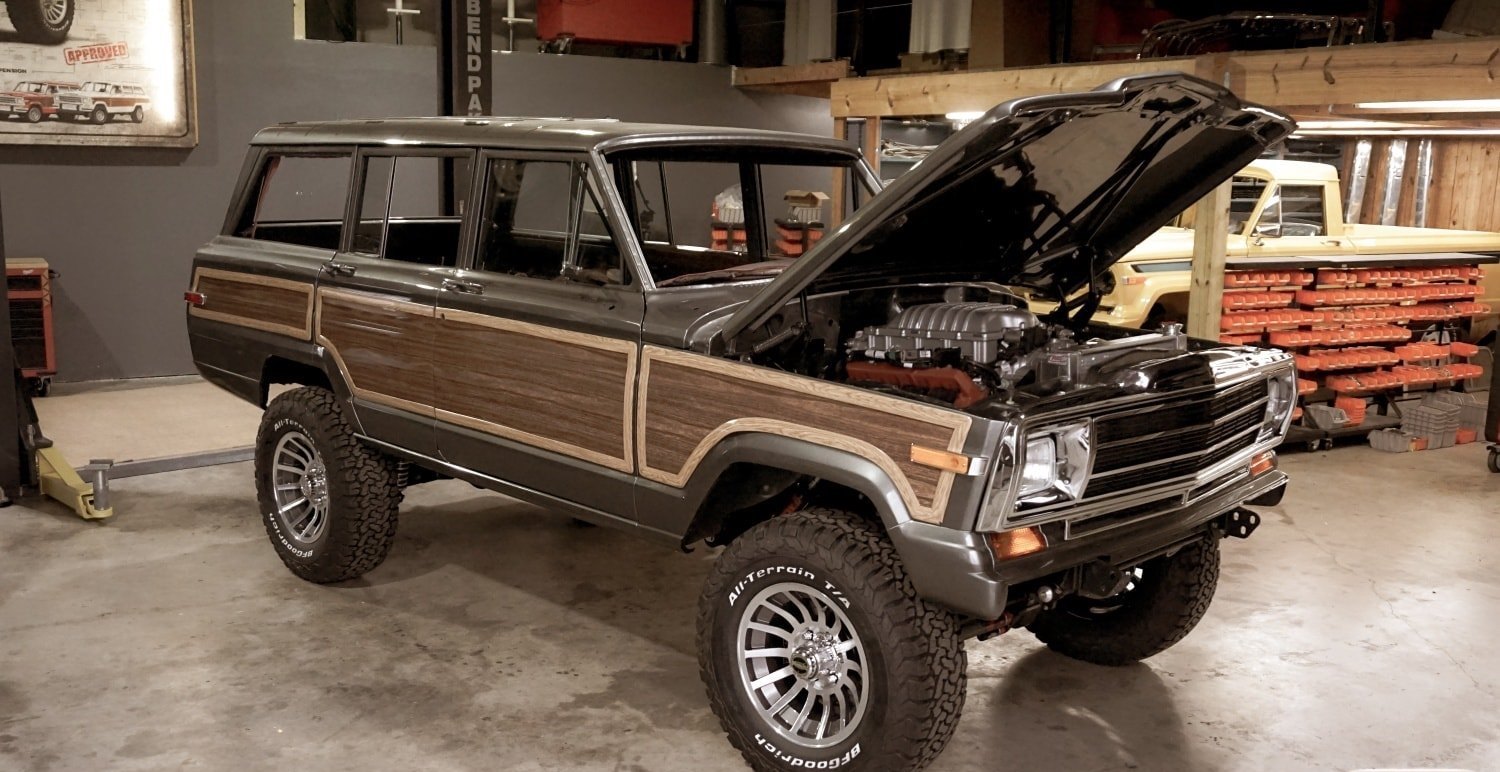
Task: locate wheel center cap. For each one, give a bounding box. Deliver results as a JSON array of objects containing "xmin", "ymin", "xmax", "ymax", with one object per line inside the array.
[{"xmin": 793, "ymin": 630, "xmax": 843, "ymax": 687}]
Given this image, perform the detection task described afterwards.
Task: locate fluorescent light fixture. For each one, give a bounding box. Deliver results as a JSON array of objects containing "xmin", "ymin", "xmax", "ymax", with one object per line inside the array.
[
  {"xmin": 1293, "ymin": 128, "xmax": 1500, "ymax": 137},
  {"xmin": 944, "ymin": 111, "xmax": 985, "ymax": 121},
  {"xmin": 1295, "ymin": 119, "xmax": 1417, "ymax": 130},
  {"xmin": 1355, "ymin": 98, "xmax": 1500, "ymax": 112}
]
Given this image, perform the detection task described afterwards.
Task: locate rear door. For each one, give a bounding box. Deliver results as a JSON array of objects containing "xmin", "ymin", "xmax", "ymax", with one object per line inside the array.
[
  {"xmin": 312, "ymin": 147, "xmax": 476, "ymax": 457},
  {"xmin": 430, "ymin": 151, "xmax": 644, "ymax": 516}
]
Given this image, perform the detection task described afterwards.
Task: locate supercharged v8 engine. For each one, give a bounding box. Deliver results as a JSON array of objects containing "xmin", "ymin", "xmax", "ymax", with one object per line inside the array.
[{"xmin": 845, "ymin": 301, "xmax": 1191, "ymax": 406}]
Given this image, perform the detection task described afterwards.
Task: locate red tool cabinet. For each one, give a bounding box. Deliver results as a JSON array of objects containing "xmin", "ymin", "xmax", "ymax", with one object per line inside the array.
[
  {"xmin": 537, "ymin": 0, "xmax": 694, "ymax": 48},
  {"xmin": 7, "ymin": 257, "xmax": 56, "ymax": 395}
]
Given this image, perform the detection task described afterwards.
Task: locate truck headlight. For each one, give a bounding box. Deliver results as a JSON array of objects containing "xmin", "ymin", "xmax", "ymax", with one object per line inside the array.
[
  {"xmin": 1259, "ymin": 369, "xmax": 1296, "ymax": 442},
  {"xmin": 977, "ymin": 421, "xmax": 1092, "ymax": 531}
]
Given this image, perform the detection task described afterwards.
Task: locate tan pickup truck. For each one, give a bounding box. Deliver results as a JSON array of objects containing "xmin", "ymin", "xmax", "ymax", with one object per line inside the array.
[{"xmin": 1092, "ymin": 159, "xmax": 1500, "ymax": 337}]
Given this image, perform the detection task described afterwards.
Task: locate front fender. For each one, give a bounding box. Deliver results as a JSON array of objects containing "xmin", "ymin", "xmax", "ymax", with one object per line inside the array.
[{"xmin": 650, "ymin": 431, "xmax": 1008, "ymax": 619}]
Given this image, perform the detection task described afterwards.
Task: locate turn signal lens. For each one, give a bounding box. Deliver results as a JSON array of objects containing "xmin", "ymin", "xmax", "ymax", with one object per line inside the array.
[
  {"xmin": 1249, "ymin": 450, "xmax": 1276, "ymax": 477},
  {"xmin": 183, "ymin": 291, "xmax": 206, "ymax": 307},
  {"xmin": 987, "ymin": 527, "xmax": 1047, "ymax": 560}
]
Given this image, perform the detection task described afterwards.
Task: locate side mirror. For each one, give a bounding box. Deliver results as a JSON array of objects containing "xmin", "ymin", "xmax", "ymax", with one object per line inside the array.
[{"xmin": 1253, "ymin": 222, "xmax": 1282, "ymax": 239}]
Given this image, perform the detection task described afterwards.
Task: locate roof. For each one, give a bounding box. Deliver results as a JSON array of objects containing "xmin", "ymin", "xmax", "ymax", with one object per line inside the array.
[
  {"xmin": 1242, "ymin": 158, "xmax": 1341, "ymax": 182},
  {"xmin": 250, "ymin": 116, "xmax": 860, "ymax": 156}
]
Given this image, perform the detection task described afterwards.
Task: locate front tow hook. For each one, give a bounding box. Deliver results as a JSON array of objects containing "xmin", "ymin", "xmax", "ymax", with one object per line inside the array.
[{"xmin": 1215, "ymin": 508, "xmax": 1261, "ymax": 539}]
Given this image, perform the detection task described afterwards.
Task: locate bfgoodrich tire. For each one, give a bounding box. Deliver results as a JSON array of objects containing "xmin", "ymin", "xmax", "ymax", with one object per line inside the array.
[
  {"xmin": 255, "ymin": 386, "xmax": 402, "ymax": 583},
  {"xmin": 1028, "ymin": 536, "xmax": 1221, "ymax": 666},
  {"xmin": 5, "ymin": 0, "xmax": 73, "ymax": 45},
  {"xmin": 698, "ymin": 508, "xmax": 966, "ymax": 772}
]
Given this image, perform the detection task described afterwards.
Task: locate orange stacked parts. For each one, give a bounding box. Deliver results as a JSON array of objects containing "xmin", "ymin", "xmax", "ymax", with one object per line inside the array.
[{"xmin": 1334, "ymin": 396, "xmax": 1366, "ymax": 426}]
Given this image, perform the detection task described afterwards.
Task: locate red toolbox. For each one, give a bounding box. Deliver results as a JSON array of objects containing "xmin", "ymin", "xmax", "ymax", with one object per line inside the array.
[{"xmin": 537, "ymin": 0, "xmax": 694, "ymax": 47}]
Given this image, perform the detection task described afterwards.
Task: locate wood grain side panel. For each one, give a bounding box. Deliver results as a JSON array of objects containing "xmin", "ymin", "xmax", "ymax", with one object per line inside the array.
[
  {"xmin": 638, "ymin": 347, "xmax": 971, "ymax": 523},
  {"xmin": 431, "ymin": 309, "xmax": 635, "ymax": 471},
  {"xmin": 190, "ymin": 268, "xmax": 313, "ymax": 339},
  {"xmin": 316, "ymin": 288, "xmax": 437, "ymax": 415}
]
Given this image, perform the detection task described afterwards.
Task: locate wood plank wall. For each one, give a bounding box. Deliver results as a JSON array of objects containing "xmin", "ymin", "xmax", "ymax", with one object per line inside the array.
[{"xmin": 1346, "ymin": 138, "xmax": 1500, "ymax": 231}]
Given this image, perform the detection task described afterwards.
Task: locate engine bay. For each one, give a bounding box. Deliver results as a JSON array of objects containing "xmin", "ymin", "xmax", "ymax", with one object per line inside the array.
[{"xmin": 739, "ymin": 285, "xmax": 1202, "ymax": 410}]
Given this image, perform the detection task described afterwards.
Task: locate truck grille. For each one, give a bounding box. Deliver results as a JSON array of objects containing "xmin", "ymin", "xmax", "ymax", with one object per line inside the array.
[
  {"xmin": 58, "ymin": 95, "xmax": 82, "ymax": 103},
  {"xmin": 1083, "ymin": 378, "xmax": 1269, "ymax": 499}
]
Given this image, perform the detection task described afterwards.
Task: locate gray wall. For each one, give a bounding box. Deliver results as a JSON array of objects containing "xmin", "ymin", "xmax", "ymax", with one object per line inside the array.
[{"xmin": 0, "ymin": 1, "xmax": 833, "ymax": 381}]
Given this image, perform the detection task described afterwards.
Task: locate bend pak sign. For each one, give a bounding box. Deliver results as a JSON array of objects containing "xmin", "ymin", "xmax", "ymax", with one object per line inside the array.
[{"xmin": 451, "ymin": 0, "xmax": 492, "ymax": 116}]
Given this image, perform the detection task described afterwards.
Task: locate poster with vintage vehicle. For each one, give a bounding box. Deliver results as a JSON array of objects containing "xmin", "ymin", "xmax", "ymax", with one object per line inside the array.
[{"xmin": 0, "ymin": 0, "xmax": 194, "ymax": 147}]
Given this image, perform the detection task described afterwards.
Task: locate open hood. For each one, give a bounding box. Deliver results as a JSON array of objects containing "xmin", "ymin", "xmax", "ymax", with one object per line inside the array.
[{"xmin": 720, "ymin": 73, "xmax": 1293, "ymax": 344}]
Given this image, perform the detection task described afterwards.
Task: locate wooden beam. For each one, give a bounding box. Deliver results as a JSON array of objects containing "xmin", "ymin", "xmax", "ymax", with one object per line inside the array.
[
  {"xmin": 830, "ymin": 38, "xmax": 1500, "ymax": 120},
  {"xmin": 1223, "ymin": 37, "xmax": 1500, "ymax": 108},
  {"xmin": 861, "ymin": 118, "xmax": 881, "ymax": 179},
  {"xmin": 831, "ymin": 117, "xmax": 847, "ymax": 227},
  {"xmin": 733, "ymin": 60, "xmax": 852, "ymax": 99},
  {"xmin": 830, "ymin": 58, "xmax": 1194, "ymax": 118},
  {"xmin": 1187, "ymin": 182, "xmax": 1232, "ymax": 340}
]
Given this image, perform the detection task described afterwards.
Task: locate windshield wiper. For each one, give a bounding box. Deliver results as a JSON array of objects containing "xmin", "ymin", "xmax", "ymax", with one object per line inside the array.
[{"xmin": 656, "ymin": 260, "xmax": 792, "ymax": 288}]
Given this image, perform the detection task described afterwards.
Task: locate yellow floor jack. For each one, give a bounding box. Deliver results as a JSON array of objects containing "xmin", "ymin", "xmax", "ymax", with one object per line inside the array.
[
  {"xmin": 35, "ymin": 444, "xmax": 113, "ymax": 520},
  {"xmin": 12, "ymin": 381, "xmax": 114, "ymax": 520}
]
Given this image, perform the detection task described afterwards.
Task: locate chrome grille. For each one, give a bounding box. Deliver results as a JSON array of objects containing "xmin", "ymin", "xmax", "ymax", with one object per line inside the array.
[
  {"xmin": 0, "ymin": 96, "xmax": 20, "ymax": 105},
  {"xmin": 1083, "ymin": 379, "xmax": 1269, "ymax": 499}
]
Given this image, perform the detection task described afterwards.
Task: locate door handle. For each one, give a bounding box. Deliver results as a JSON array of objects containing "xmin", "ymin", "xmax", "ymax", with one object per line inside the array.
[
  {"xmin": 322, "ymin": 261, "xmax": 357, "ymax": 277},
  {"xmin": 441, "ymin": 278, "xmax": 484, "ymax": 295}
]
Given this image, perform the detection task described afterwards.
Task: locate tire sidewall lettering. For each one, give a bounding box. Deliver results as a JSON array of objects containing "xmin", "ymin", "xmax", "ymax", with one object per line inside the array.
[{"xmin": 263, "ymin": 416, "xmax": 320, "ymax": 561}]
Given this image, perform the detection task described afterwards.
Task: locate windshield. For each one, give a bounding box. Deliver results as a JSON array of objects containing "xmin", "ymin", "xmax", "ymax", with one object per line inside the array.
[
  {"xmin": 610, "ymin": 148, "xmax": 874, "ymax": 287},
  {"xmin": 87, "ymin": 83, "xmax": 108, "ymax": 93},
  {"xmin": 16, "ymin": 82, "xmax": 40, "ymax": 93}
]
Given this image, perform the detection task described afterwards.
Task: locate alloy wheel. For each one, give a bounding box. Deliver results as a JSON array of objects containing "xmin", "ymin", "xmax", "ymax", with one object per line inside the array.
[
  {"xmin": 270, "ymin": 431, "xmax": 331, "ymax": 546},
  {"xmin": 735, "ymin": 581, "xmax": 869, "ymax": 749}
]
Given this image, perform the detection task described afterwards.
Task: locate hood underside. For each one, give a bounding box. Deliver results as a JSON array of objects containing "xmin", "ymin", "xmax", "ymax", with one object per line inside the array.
[{"xmin": 721, "ymin": 73, "xmax": 1294, "ymax": 343}]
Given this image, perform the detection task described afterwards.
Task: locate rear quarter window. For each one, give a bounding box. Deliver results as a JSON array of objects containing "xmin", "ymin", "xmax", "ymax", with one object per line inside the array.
[{"xmin": 232, "ymin": 152, "xmax": 353, "ymax": 251}]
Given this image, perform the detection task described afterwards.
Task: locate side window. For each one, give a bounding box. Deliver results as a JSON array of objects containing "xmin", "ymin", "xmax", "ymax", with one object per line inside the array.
[
  {"xmin": 352, "ymin": 153, "xmax": 471, "ymax": 266},
  {"xmin": 1272, "ymin": 185, "xmax": 1327, "ymax": 237},
  {"xmin": 235, "ymin": 152, "xmax": 352, "ymax": 250},
  {"xmin": 475, "ymin": 158, "xmax": 623, "ymax": 284},
  {"xmin": 1229, "ymin": 176, "xmax": 1267, "ymax": 235}
]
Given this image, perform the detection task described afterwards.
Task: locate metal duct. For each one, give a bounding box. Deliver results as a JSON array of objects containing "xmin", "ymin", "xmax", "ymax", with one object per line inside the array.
[
  {"xmin": 909, "ymin": 0, "xmax": 971, "ymax": 54},
  {"xmin": 699, "ymin": 0, "xmax": 728, "ymax": 65},
  {"xmin": 1413, "ymin": 139, "xmax": 1434, "ymax": 228},
  {"xmin": 1344, "ymin": 139, "xmax": 1372, "ymax": 224},
  {"xmin": 1379, "ymin": 139, "xmax": 1407, "ymax": 226}
]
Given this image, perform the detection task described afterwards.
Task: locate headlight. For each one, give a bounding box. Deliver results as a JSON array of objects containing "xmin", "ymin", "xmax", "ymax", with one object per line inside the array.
[
  {"xmin": 1259, "ymin": 369, "xmax": 1296, "ymax": 441},
  {"xmin": 978, "ymin": 421, "xmax": 1092, "ymax": 530},
  {"xmin": 1017, "ymin": 437, "xmax": 1057, "ymax": 498}
]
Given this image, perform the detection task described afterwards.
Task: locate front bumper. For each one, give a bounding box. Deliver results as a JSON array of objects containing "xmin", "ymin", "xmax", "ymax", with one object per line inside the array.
[{"xmin": 892, "ymin": 467, "xmax": 1287, "ymax": 620}]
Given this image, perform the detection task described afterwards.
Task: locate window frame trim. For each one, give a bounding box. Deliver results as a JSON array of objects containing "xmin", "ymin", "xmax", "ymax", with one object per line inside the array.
[
  {"xmin": 347, "ymin": 145, "xmax": 480, "ymax": 267},
  {"xmin": 465, "ymin": 148, "xmax": 639, "ymax": 289}
]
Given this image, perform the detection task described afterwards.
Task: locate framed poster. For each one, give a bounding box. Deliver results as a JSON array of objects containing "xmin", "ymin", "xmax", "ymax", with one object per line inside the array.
[{"xmin": 0, "ymin": 0, "xmax": 195, "ymax": 147}]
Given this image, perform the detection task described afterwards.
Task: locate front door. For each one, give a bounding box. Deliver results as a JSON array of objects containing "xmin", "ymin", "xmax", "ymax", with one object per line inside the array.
[
  {"xmin": 1245, "ymin": 180, "xmax": 1354, "ymax": 259},
  {"xmin": 431, "ymin": 153, "xmax": 643, "ymax": 517},
  {"xmin": 312, "ymin": 148, "xmax": 476, "ymax": 458}
]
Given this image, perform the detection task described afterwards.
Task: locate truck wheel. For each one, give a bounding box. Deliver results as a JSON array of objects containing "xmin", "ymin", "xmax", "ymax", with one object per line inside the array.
[
  {"xmin": 697, "ymin": 508, "xmax": 966, "ymax": 772},
  {"xmin": 130, "ymin": 105, "xmax": 143, "ymax": 123},
  {"xmin": 1028, "ymin": 535, "xmax": 1220, "ymax": 666},
  {"xmin": 89, "ymin": 104, "xmax": 106, "ymax": 124},
  {"xmin": 4, "ymin": 0, "xmax": 73, "ymax": 45},
  {"xmin": 255, "ymin": 386, "xmax": 402, "ymax": 583},
  {"xmin": 25, "ymin": 105, "xmax": 41, "ymax": 123}
]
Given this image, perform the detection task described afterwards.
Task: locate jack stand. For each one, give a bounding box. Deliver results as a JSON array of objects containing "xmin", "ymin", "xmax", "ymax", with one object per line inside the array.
[{"xmin": 35, "ymin": 447, "xmax": 113, "ymax": 520}]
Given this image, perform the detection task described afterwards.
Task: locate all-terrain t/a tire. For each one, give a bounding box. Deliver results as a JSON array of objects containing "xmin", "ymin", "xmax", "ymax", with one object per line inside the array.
[
  {"xmin": 698, "ymin": 508, "xmax": 966, "ymax": 772},
  {"xmin": 5, "ymin": 0, "xmax": 73, "ymax": 45},
  {"xmin": 1028, "ymin": 535, "xmax": 1221, "ymax": 666},
  {"xmin": 255, "ymin": 386, "xmax": 402, "ymax": 583}
]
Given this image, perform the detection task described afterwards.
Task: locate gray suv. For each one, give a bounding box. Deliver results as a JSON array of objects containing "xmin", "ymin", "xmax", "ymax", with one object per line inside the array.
[{"xmin": 187, "ymin": 75, "xmax": 1295, "ymax": 772}]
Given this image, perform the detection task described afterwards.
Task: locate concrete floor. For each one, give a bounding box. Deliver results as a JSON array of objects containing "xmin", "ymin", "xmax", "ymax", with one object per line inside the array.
[{"xmin": 2, "ymin": 442, "xmax": 1498, "ymax": 771}]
